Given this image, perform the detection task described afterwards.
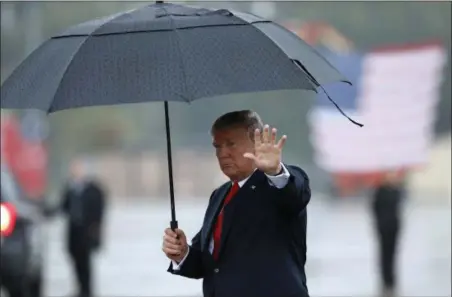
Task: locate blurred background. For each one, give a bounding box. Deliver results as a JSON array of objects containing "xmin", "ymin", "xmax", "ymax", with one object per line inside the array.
[{"xmin": 0, "ymin": 1, "xmax": 450, "ymax": 297}]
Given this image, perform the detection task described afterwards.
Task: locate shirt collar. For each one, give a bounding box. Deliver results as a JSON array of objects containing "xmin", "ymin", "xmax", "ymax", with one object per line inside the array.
[{"xmin": 234, "ymin": 168, "xmax": 257, "ymax": 188}]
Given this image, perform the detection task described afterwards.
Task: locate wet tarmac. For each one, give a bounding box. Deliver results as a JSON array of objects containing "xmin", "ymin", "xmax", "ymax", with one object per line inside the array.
[{"xmin": 44, "ymin": 195, "xmax": 451, "ymax": 297}]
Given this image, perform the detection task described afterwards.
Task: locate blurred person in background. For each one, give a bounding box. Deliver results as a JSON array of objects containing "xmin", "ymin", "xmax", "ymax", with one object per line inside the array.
[
  {"xmin": 371, "ymin": 171, "xmax": 406, "ymax": 297},
  {"xmin": 60, "ymin": 159, "xmax": 107, "ymax": 297},
  {"xmin": 162, "ymin": 110, "xmax": 311, "ymax": 297}
]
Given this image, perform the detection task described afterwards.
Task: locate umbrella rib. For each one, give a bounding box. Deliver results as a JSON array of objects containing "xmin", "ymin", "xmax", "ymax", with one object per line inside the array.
[
  {"xmin": 163, "ymin": 7, "xmax": 191, "ymax": 103},
  {"xmin": 54, "ymin": 21, "xmax": 272, "ymax": 39},
  {"xmin": 48, "ymin": 36, "xmax": 92, "ymax": 113},
  {"xmin": 294, "ymin": 60, "xmax": 363, "ymax": 127},
  {"xmin": 89, "ymin": 8, "xmax": 137, "ymax": 36}
]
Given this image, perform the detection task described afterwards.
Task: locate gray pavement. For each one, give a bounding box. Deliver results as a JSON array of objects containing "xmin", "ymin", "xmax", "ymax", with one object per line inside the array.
[{"xmin": 43, "ymin": 196, "xmax": 451, "ymax": 297}]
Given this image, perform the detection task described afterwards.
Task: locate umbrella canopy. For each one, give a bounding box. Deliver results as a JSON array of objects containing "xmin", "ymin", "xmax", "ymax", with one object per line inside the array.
[
  {"xmin": 0, "ymin": 2, "xmax": 360, "ymax": 228},
  {"xmin": 1, "ymin": 2, "xmax": 351, "ymax": 113}
]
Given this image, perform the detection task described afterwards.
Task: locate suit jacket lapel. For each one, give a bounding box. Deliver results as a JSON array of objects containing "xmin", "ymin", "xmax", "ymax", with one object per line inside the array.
[
  {"xmin": 202, "ymin": 182, "xmax": 231, "ymax": 251},
  {"xmin": 218, "ymin": 170, "xmax": 266, "ymax": 258}
]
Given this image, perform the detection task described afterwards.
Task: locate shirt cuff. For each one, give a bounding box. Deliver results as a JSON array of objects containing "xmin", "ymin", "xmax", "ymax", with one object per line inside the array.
[
  {"xmin": 172, "ymin": 246, "xmax": 190, "ymax": 270},
  {"xmin": 265, "ymin": 163, "xmax": 290, "ymax": 189}
]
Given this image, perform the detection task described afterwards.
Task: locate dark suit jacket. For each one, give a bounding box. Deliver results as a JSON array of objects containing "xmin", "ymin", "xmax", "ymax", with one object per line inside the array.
[
  {"xmin": 61, "ymin": 179, "xmax": 106, "ymax": 253},
  {"xmin": 372, "ymin": 183, "xmax": 404, "ymax": 222},
  {"xmin": 168, "ymin": 165, "xmax": 311, "ymax": 297}
]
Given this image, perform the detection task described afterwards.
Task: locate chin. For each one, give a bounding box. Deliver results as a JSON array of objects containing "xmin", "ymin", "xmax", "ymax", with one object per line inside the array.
[{"xmin": 221, "ymin": 167, "xmax": 236, "ymax": 179}]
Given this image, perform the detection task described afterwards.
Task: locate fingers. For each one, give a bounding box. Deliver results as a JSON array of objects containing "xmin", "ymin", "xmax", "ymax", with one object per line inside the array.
[
  {"xmin": 243, "ymin": 152, "xmax": 257, "ymax": 161},
  {"xmin": 162, "ymin": 242, "xmax": 182, "ymax": 255},
  {"xmin": 172, "ymin": 228, "xmax": 186, "ymax": 239},
  {"xmin": 254, "ymin": 128, "xmax": 262, "ymax": 145},
  {"xmin": 165, "ymin": 228, "xmax": 185, "ymax": 239},
  {"xmin": 162, "ymin": 243, "xmax": 183, "ymax": 258},
  {"xmin": 255, "ymin": 125, "xmax": 283, "ymax": 147},
  {"xmin": 165, "ymin": 228, "xmax": 178, "ymax": 238},
  {"xmin": 276, "ymin": 135, "xmax": 287, "ymax": 149},
  {"xmin": 163, "ymin": 228, "xmax": 186, "ymax": 255},
  {"xmin": 271, "ymin": 128, "xmax": 277, "ymax": 145},
  {"xmin": 164, "ymin": 233, "xmax": 179, "ymax": 245},
  {"xmin": 262, "ymin": 125, "xmax": 270, "ymax": 143}
]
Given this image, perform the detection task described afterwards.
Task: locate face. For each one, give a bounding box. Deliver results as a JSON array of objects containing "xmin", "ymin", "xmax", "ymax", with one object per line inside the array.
[
  {"xmin": 212, "ymin": 127, "xmax": 256, "ymax": 181},
  {"xmin": 382, "ymin": 171, "xmax": 403, "ymax": 185},
  {"xmin": 69, "ymin": 160, "xmax": 85, "ymax": 181}
]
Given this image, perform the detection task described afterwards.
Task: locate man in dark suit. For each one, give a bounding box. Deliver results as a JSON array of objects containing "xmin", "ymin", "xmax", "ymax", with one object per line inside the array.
[
  {"xmin": 162, "ymin": 110, "xmax": 311, "ymax": 297},
  {"xmin": 60, "ymin": 160, "xmax": 107, "ymax": 297},
  {"xmin": 371, "ymin": 171, "xmax": 405, "ymax": 297}
]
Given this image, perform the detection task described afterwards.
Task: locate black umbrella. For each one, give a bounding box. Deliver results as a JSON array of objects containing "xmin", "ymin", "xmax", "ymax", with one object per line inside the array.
[{"xmin": 1, "ymin": 2, "xmax": 361, "ymax": 229}]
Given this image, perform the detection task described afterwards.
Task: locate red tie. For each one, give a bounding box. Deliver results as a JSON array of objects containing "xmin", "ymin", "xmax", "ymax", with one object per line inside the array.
[{"xmin": 212, "ymin": 181, "xmax": 239, "ymax": 260}]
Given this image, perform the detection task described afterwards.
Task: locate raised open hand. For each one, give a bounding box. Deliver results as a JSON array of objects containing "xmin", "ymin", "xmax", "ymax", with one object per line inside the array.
[{"xmin": 243, "ymin": 125, "xmax": 287, "ymax": 175}]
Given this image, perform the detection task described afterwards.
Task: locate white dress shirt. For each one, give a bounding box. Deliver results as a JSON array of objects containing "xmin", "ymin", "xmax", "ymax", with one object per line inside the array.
[{"xmin": 172, "ymin": 163, "xmax": 290, "ymax": 270}]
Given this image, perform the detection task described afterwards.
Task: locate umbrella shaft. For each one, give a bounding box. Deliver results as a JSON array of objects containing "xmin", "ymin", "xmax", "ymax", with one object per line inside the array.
[{"xmin": 164, "ymin": 101, "xmax": 178, "ymax": 229}]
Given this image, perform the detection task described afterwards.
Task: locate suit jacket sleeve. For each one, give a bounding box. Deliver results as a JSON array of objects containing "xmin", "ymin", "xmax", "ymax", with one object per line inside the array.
[
  {"xmin": 167, "ymin": 230, "xmax": 204, "ymax": 279},
  {"xmin": 167, "ymin": 188, "xmax": 219, "ymax": 279},
  {"xmin": 271, "ymin": 165, "xmax": 311, "ymax": 216},
  {"xmin": 91, "ymin": 181, "xmax": 106, "ymax": 225},
  {"xmin": 60, "ymin": 185, "xmax": 70, "ymax": 214}
]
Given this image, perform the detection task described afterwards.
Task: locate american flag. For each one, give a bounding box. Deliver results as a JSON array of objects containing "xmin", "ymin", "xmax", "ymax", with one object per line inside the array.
[{"xmin": 308, "ymin": 42, "xmax": 447, "ymax": 175}]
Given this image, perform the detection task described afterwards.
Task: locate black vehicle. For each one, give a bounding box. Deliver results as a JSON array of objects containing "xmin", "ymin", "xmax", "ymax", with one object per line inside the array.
[{"xmin": 0, "ymin": 165, "xmax": 46, "ymax": 297}]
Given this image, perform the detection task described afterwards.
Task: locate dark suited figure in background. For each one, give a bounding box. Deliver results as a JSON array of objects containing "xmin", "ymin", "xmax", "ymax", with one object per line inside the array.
[
  {"xmin": 162, "ymin": 110, "xmax": 311, "ymax": 297},
  {"xmin": 61, "ymin": 160, "xmax": 107, "ymax": 297},
  {"xmin": 371, "ymin": 171, "xmax": 405, "ymax": 297}
]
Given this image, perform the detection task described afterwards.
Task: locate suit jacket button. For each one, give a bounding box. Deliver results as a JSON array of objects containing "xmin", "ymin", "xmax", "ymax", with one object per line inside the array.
[{"xmin": 214, "ymin": 268, "xmax": 219, "ymax": 273}]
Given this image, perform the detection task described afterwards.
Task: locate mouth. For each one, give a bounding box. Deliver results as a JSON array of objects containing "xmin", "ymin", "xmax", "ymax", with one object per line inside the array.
[{"xmin": 221, "ymin": 163, "xmax": 234, "ymax": 169}]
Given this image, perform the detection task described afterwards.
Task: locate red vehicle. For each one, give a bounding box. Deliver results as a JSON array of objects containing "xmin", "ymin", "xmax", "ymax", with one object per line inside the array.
[
  {"xmin": 1, "ymin": 112, "xmax": 49, "ymax": 297},
  {"xmin": 1, "ymin": 112, "xmax": 48, "ymax": 201}
]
